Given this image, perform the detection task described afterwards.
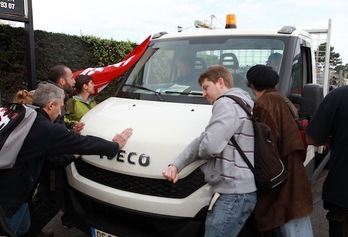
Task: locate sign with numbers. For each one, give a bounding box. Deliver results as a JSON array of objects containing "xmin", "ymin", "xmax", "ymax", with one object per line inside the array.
[{"xmin": 0, "ymin": 0, "xmax": 26, "ymax": 17}]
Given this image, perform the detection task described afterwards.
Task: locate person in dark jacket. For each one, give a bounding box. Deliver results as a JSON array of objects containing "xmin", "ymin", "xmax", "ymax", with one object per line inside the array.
[
  {"xmin": 0, "ymin": 83, "xmax": 133, "ymax": 236},
  {"xmin": 245, "ymin": 65, "xmax": 313, "ymax": 237},
  {"xmin": 306, "ymin": 85, "xmax": 348, "ymax": 237},
  {"xmin": 27, "ymin": 65, "xmax": 81, "ymax": 237},
  {"xmin": 11, "ymin": 89, "xmax": 74, "ymax": 237}
]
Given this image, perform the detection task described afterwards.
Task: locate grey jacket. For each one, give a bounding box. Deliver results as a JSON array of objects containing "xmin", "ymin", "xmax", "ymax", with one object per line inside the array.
[{"xmin": 172, "ymin": 88, "xmax": 256, "ymax": 194}]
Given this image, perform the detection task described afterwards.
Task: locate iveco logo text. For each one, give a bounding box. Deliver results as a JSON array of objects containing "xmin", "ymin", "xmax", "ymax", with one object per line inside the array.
[{"xmin": 100, "ymin": 150, "xmax": 151, "ymax": 167}]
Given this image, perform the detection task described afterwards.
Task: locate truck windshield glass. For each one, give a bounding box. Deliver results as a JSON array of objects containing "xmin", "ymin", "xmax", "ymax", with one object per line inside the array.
[{"xmin": 121, "ymin": 36, "xmax": 284, "ymax": 101}]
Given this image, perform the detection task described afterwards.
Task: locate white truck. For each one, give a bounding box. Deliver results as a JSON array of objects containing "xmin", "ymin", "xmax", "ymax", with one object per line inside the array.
[{"xmin": 65, "ymin": 17, "xmax": 330, "ymax": 237}]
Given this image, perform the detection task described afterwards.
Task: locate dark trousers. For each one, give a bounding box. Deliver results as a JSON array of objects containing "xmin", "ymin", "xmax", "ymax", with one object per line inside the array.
[
  {"xmin": 324, "ymin": 201, "xmax": 348, "ymax": 237},
  {"xmin": 24, "ymin": 168, "xmax": 67, "ymax": 237}
]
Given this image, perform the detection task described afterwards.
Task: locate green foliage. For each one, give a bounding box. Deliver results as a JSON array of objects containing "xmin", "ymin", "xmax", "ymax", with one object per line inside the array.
[
  {"xmin": 80, "ymin": 35, "xmax": 136, "ymax": 67},
  {"xmin": 0, "ymin": 25, "xmax": 27, "ymax": 101},
  {"xmin": 334, "ymin": 65, "xmax": 348, "ymax": 81},
  {"xmin": 317, "ymin": 43, "xmax": 343, "ymax": 66},
  {"xmin": 34, "ymin": 30, "xmax": 98, "ymax": 82},
  {"xmin": 0, "ymin": 24, "xmax": 137, "ymax": 104},
  {"xmin": 334, "ymin": 65, "xmax": 345, "ymax": 73},
  {"xmin": 0, "ymin": 25, "xmax": 25, "ymax": 69},
  {"xmin": 78, "ymin": 35, "xmax": 136, "ymax": 102}
]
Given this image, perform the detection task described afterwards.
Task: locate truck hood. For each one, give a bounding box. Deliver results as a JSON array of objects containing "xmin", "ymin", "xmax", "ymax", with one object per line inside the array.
[{"xmin": 80, "ymin": 97, "xmax": 211, "ymax": 178}]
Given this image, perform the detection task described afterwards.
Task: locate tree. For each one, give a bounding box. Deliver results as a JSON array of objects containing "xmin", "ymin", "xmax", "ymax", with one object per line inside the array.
[
  {"xmin": 334, "ymin": 65, "xmax": 345, "ymax": 73},
  {"xmin": 317, "ymin": 43, "xmax": 343, "ymax": 67}
]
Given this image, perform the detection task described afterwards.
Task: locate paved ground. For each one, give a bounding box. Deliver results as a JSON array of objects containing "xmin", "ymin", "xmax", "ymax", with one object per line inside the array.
[
  {"xmin": 43, "ymin": 212, "xmax": 88, "ymax": 237},
  {"xmin": 311, "ymin": 170, "xmax": 329, "ymax": 237},
  {"xmin": 44, "ymin": 170, "xmax": 329, "ymax": 237}
]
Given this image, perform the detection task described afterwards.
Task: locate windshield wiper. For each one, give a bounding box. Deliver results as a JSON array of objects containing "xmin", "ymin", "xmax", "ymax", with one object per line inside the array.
[
  {"xmin": 124, "ymin": 84, "xmax": 164, "ymax": 101},
  {"xmin": 164, "ymin": 90, "xmax": 203, "ymax": 96}
]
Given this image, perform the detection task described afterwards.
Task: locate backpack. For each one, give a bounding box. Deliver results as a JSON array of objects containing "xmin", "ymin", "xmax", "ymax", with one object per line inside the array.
[
  {"xmin": 0, "ymin": 103, "xmax": 37, "ymax": 169},
  {"xmin": 223, "ymin": 95, "xmax": 287, "ymax": 190}
]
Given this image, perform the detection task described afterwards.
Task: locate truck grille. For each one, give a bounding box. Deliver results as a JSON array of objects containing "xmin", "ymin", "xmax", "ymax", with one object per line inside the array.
[
  {"xmin": 74, "ymin": 159, "xmax": 207, "ymax": 198},
  {"xmin": 67, "ymin": 187, "xmax": 207, "ymax": 237}
]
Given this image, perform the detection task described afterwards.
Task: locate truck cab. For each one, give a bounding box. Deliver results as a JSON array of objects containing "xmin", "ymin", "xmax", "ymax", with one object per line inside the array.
[{"xmin": 66, "ymin": 22, "xmax": 324, "ymax": 237}]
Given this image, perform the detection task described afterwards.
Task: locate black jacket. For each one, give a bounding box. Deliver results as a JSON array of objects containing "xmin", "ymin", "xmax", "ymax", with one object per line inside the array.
[{"xmin": 0, "ymin": 108, "xmax": 119, "ymax": 217}]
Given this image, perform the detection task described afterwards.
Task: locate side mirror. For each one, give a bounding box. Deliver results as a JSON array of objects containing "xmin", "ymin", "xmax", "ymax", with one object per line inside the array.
[{"xmin": 299, "ymin": 84, "xmax": 323, "ymax": 117}]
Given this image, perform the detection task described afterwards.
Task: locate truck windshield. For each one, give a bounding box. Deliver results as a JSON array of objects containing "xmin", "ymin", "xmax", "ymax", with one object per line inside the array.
[{"xmin": 119, "ymin": 36, "xmax": 285, "ymax": 102}]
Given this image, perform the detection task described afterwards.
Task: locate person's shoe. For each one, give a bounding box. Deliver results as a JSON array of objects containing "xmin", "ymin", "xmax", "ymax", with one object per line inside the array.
[
  {"xmin": 61, "ymin": 213, "xmax": 74, "ymax": 229},
  {"xmin": 35, "ymin": 230, "xmax": 54, "ymax": 237}
]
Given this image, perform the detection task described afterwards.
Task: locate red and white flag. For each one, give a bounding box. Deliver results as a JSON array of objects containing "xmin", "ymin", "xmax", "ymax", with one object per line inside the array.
[{"xmin": 73, "ymin": 35, "xmax": 151, "ymax": 94}]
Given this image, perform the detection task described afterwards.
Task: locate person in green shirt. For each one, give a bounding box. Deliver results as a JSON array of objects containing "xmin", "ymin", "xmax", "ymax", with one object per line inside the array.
[{"xmin": 65, "ymin": 74, "xmax": 97, "ymax": 129}]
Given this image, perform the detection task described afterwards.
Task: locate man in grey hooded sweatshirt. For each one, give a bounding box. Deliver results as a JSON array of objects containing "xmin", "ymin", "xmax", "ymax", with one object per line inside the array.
[{"xmin": 162, "ymin": 65, "xmax": 256, "ymax": 237}]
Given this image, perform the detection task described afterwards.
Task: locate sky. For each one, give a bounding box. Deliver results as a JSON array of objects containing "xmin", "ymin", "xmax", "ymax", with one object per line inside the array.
[{"xmin": 23, "ymin": 0, "xmax": 348, "ymax": 64}]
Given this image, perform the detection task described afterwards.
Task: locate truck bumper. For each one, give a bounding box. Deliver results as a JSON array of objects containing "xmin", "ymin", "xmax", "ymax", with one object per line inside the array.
[{"xmin": 65, "ymin": 186, "xmax": 207, "ymax": 237}]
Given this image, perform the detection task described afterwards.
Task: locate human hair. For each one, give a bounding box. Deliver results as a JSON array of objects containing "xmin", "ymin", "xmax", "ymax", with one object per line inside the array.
[
  {"xmin": 48, "ymin": 64, "xmax": 69, "ymax": 83},
  {"xmin": 246, "ymin": 80, "xmax": 255, "ymax": 90},
  {"xmin": 32, "ymin": 83, "xmax": 65, "ymax": 108},
  {"xmin": 198, "ymin": 65, "xmax": 233, "ymax": 88},
  {"xmin": 13, "ymin": 90, "xmax": 35, "ymax": 104},
  {"xmin": 74, "ymin": 74, "xmax": 92, "ymax": 93}
]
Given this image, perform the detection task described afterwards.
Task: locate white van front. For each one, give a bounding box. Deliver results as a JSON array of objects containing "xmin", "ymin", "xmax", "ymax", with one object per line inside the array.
[{"xmin": 66, "ymin": 27, "xmax": 322, "ymax": 237}]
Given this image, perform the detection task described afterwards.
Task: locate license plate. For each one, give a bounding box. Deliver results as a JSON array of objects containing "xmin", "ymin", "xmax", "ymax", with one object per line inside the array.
[{"xmin": 91, "ymin": 227, "xmax": 118, "ymax": 237}]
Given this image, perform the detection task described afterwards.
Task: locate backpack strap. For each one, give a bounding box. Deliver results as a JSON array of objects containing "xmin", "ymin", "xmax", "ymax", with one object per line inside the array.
[
  {"xmin": 218, "ymin": 95, "xmax": 256, "ymax": 174},
  {"xmin": 231, "ymin": 135, "xmax": 256, "ymax": 174},
  {"xmin": 219, "ymin": 95, "xmax": 253, "ymax": 118},
  {"xmin": 284, "ymin": 100, "xmax": 303, "ymax": 129}
]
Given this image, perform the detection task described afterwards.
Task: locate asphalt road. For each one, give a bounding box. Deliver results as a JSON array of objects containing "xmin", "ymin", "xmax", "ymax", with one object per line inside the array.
[
  {"xmin": 43, "ymin": 170, "xmax": 329, "ymax": 237},
  {"xmin": 311, "ymin": 170, "xmax": 329, "ymax": 237}
]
